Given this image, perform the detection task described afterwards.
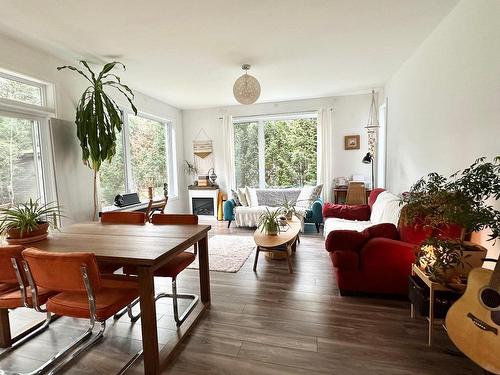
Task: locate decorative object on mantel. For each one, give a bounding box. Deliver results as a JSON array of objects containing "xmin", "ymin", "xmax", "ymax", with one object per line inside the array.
[
  {"xmin": 184, "ymin": 160, "xmax": 198, "ymax": 185},
  {"xmin": 207, "ymin": 168, "xmax": 218, "ymax": 185},
  {"xmin": 365, "ymin": 89, "xmax": 380, "ymax": 156},
  {"xmin": 57, "ymin": 61, "xmax": 137, "ymax": 220},
  {"xmin": 233, "ymin": 64, "xmax": 261, "ymax": 105},
  {"xmin": 344, "ymin": 135, "xmax": 360, "ymax": 150},
  {"xmin": 0, "ymin": 199, "xmax": 62, "ymax": 244}
]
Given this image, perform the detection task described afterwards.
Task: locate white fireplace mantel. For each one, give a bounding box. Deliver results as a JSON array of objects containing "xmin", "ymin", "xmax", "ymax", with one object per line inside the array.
[{"xmin": 188, "ymin": 188, "xmax": 219, "ymax": 218}]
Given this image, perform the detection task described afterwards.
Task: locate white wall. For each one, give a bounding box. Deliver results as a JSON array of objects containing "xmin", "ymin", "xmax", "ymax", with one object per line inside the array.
[
  {"xmin": 384, "ymin": 0, "xmax": 500, "ymax": 260},
  {"xmin": 0, "ymin": 33, "xmax": 187, "ymax": 222},
  {"xmin": 182, "ymin": 93, "xmax": 375, "ymax": 200}
]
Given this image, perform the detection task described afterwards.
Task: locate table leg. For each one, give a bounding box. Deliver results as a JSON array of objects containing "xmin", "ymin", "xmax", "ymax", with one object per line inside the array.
[
  {"xmin": 0, "ymin": 308, "xmax": 12, "ymax": 348},
  {"xmin": 428, "ymin": 285, "xmax": 435, "ymax": 347},
  {"xmin": 138, "ymin": 266, "xmax": 160, "ymax": 375},
  {"xmin": 253, "ymin": 246, "xmax": 260, "ymax": 272},
  {"xmin": 286, "ymin": 244, "xmax": 293, "ymax": 274},
  {"xmin": 198, "ymin": 234, "xmax": 211, "ymax": 303}
]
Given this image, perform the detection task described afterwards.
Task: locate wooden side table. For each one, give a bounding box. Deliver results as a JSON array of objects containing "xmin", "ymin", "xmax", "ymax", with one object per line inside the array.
[{"xmin": 411, "ymin": 264, "xmax": 461, "ymax": 347}]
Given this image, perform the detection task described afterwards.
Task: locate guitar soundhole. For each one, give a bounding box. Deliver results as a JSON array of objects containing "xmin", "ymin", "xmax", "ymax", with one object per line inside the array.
[{"xmin": 480, "ymin": 288, "xmax": 500, "ymax": 310}]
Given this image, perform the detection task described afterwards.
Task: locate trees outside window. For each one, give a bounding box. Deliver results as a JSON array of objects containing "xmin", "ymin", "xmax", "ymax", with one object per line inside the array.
[{"xmin": 233, "ymin": 115, "xmax": 317, "ymax": 189}]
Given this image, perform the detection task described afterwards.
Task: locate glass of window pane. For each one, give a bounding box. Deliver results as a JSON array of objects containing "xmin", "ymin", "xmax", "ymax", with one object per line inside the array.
[
  {"xmin": 128, "ymin": 115, "xmax": 168, "ymax": 199},
  {"xmin": 234, "ymin": 122, "xmax": 259, "ymax": 188},
  {"xmin": 99, "ymin": 133, "xmax": 126, "ymax": 207},
  {"xmin": 264, "ymin": 118, "xmax": 317, "ymax": 188},
  {"xmin": 0, "ymin": 116, "xmax": 43, "ymax": 205},
  {"xmin": 0, "ymin": 75, "xmax": 42, "ymax": 106}
]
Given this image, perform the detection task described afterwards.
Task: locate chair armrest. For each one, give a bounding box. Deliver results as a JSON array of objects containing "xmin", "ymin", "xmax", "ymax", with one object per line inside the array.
[
  {"xmin": 364, "ymin": 223, "xmax": 399, "ymax": 240},
  {"xmin": 331, "ymin": 250, "xmax": 359, "ymax": 271},
  {"xmin": 322, "ymin": 203, "xmax": 371, "ymax": 221},
  {"xmin": 360, "ymin": 238, "xmax": 417, "ymax": 271},
  {"xmin": 325, "ymin": 230, "xmax": 369, "ymax": 253},
  {"xmin": 309, "ymin": 199, "xmax": 323, "ymax": 222},
  {"xmin": 223, "ymin": 199, "xmax": 236, "ymax": 221}
]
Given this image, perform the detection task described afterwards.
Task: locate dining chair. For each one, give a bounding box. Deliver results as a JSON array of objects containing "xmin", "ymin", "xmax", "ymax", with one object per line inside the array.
[
  {"xmin": 20, "ymin": 248, "xmax": 139, "ymax": 374},
  {"xmin": 145, "ymin": 197, "xmax": 168, "ymax": 222},
  {"xmin": 117, "ymin": 214, "xmax": 199, "ymax": 326},
  {"xmin": 0, "ymin": 245, "xmax": 57, "ymax": 362},
  {"xmin": 346, "ymin": 182, "xmax": 367, "ymax": 205}
]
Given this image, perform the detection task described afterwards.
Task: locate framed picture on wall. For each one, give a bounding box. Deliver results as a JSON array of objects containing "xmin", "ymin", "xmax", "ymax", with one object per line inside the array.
[{"xmin": 344, "ymin": 135, "xmax": 360, "ymax": 150}]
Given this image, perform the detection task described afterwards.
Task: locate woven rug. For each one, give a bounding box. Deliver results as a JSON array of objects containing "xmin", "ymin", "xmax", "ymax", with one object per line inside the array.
[{"xmin": 187, "ymin": 235, "xmax": 255, "ymax": 273}]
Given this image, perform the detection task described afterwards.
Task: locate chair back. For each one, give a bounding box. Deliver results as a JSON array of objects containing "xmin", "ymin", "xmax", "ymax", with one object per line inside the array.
[
  {"xmin": 0, "ymin": 245, "xmax": 24, "ymax": 284},
  {"xmin": 145, "ymin": 198, "xmax": 168, "ymax": 222},
  {"xmin": 346, "ymin": 182, "xmax": 367, "ymax": 205},
  {"xmin": 101, "ymin": 211, "xmax": 146, "ymax": 224},
  {"xmin": 23, "ymin": 248, "xmax": 101, "ymax": 293},
  {"xmin": 152, "ymin": 213, "xmax": 198, "ymax": 225}
]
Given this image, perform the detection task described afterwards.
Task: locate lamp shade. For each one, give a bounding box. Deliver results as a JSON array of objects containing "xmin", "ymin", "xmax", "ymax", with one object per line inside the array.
[
  {"xmin": 362, "ymin": 152, "xmax": 373, "ymax": 164},
  {"xmin": 233, "ymin": 64, "xmax": 260, "ymax": 105}
]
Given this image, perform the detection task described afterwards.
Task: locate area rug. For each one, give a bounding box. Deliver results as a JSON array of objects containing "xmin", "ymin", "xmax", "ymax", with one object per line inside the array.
[{"xmin": 187, "ymin": 235, "xmax": 255, "ymax": 273}]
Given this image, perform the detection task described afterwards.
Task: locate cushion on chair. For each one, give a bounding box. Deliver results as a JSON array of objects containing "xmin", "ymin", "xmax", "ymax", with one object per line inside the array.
[
  {"xmin": 46, "ymin": 277, "xmax": 138, "ymax": 320},
  {"xmin": 0, "ymin": 287, "xmax": 56, "ymax": 309}
]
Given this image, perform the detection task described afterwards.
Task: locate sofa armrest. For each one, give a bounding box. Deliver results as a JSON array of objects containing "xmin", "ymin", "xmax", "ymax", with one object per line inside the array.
[
  {"xmin": 364, "ymin": 223, "xmax": 399, "ymax": 240},
  {"xmin": 322, "ymin": 203, "xmax": 371, "ymax": 221},
  {"xmin": 309, "ymin": 199, "xmax": 323, "ymax": 223},
  {"xmin": 360, "ymin": 238, "xmax": 417, "ymax": 271},
  {"xmin": 223, "ymin": 199, "xmax": 236, "ymax": 221},
  {"xmin": 325, "ymin": 230, "xmax": 369, "ymax": 253},
  {"xmin": 331, "ymin": 250, "xmax": 359, "ymax": 271}
]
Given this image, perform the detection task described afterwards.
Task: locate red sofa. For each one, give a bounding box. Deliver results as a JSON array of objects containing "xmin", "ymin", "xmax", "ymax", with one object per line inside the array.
[{"xmin": 324, "ymin": 190, "xmax": 461, "ymax": 296}]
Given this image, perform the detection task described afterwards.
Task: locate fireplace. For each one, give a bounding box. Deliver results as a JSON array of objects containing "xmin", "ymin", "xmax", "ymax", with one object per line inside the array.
[{"xmin": 192, "ymin": 197, "xmax": 214, "ymax": 216}]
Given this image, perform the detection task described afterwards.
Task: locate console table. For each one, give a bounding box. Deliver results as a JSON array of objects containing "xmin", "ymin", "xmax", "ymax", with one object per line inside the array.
[{"xmin": 333, "ymin": 187, "xmax": 372, "ymax": 204}]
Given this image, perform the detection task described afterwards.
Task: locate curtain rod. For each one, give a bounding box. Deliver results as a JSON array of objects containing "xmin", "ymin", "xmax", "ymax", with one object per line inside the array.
[{"xmin": 217, "ymin": 109, "xmax": 332, "ymax": 120}]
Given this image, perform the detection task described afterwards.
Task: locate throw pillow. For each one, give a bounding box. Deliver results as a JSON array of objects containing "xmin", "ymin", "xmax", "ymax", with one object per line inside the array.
[
  {"xmin": 231, "ymin": 189, "xmax": 242, "ymax": 206},
  {"xmin": 245, "ymin": 186, "xmax": 259, "ymax": 207},
  {"xmin": 296, "ymin": 184, "xmax": 323, "ymax": 209},
  {"xmin": 237, "ymin": 188, "xmax": 249, "ymax": 206}
]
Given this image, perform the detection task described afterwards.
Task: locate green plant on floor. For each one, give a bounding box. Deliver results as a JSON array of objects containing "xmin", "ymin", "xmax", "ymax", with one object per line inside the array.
[
  {"xmin": 258, "ymin": 208, "xmax": 282, "ymax": 236},
  {"xmin": 57, "ymin": 61, "xmax": 137, "ymax": 220},
  {"xmin": 0, "ymin": 199, "xmax": 62, "ymax": 237}
]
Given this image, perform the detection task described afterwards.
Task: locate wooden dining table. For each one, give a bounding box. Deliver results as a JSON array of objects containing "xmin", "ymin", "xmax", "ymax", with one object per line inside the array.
[{"xmin": 0, "ymin": 221, "xmax": 211, "ymax": 374}]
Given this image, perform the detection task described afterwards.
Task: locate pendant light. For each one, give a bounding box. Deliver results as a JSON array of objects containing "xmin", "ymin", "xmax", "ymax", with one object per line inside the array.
[{"xmin": 233, "ymin": 64, "xmax": 261, "ymax": 105}]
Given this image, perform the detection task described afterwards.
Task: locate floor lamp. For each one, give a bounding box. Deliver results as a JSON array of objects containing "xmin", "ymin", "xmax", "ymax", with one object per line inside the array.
[{"xmin": 362, "ymin": 152, "xmax": 374, "ymax": 189}]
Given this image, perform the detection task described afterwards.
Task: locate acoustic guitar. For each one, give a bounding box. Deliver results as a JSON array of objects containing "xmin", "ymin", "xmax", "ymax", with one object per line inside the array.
[{"xmin": 446, "ymin": 260, "xmax": 500, "ymax": 374}]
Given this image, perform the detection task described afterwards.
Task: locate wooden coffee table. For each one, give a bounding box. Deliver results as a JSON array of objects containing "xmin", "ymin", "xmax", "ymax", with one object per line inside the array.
[{"xmin": 253, "ymin": 218, "xmax": 301, "ymax": 274}]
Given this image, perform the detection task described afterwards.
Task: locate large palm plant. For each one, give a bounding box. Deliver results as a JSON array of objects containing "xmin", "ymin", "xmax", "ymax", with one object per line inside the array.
[{"xmin": 58, "ymin": 61, "xmax": 137, "ymax": 219}]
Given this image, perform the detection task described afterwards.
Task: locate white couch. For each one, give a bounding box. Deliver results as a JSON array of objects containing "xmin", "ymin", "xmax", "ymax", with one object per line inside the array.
[{"xmin": 323, "ymin": 191, "xmax": 403, "ymax": 238}]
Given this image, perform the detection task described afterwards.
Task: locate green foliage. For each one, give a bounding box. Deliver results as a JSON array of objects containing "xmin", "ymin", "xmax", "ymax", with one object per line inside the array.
[
  {"xmin": 0, "ymin": 199, "xmax": 62, "ymax": 237},
  {"xmin": 401, "ymin": 156, "xmax": 500, "ymax": 242},
  {"xmin": 184, "ymin": 160, "xmax": 198, "ymax": 177},
  {"xmin": 258, "ymin": 208, "xmax": 282, "ymax": 235},
  {"xmin": 280, "ymin": 195, "xmax": 303, "ymax": 220},
  {"xmin": 234, "ymin": 122, "xmax": 259, "ymax": 187},
  {"xmin": 57, "ymin": 61, "xmax": 137, "ymax": 172}
]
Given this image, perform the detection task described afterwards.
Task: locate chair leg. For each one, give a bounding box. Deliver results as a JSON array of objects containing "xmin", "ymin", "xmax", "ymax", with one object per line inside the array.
[
  {"xmin": 227, "ymin": 220, "xmax": 232, "ymax": 228},
  {"xmin": 156, "ymin": 277, "xmax": 199, "ymax": 327},
  {"xmin": 315, "ymin": 223, "xmax": 320, "ymax": 233},
  {"xmin": 114, "ymin": 297, "xmax": 141, "ymax": 322},
  {"xmin": 253, "ymin": 247, "xmax": 260, "ymax": 272}
]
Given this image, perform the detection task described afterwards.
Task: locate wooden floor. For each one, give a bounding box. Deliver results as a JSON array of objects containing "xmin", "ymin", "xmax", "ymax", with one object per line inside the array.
[{"xmin": 0, "ymin": 219, "xmax": 482, "ymax": 374}]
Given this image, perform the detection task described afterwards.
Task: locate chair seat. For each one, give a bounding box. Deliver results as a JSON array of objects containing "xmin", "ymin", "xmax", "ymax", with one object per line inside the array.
[
  {"xmin": 0, "ymin": 287, "xmax": 56, "ymax": 309},
  {"xmin": 46, "ymin": 277, "xmax": 139, "ymax": 321},
  {"xmin": 0, "ymin": 283, "xmax": 18, "ymax": 295},
  {"xmin": 123, "ymin": 252, "xmax": 195, "ymax": 278}
]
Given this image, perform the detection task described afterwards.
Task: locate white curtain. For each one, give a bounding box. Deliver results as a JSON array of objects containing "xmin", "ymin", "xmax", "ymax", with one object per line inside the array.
[
  {"xmin": 222, "ymin": 115, "xmax": 236, "ymax": 192},
  {"xmin": 317, "ymin": 108, "xmax": 334, "ymax": 202}
]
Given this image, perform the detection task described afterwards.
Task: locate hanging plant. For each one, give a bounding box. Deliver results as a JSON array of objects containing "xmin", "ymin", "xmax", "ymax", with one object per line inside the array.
[{"xmin": 57, "ymin": 61, "xmax": 137, "ymax": 219}]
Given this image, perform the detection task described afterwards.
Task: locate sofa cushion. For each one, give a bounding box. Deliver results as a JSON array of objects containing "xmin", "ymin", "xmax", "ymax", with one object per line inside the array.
[
  {"xmin": 369, "ymin": 191, "xmax": 401, "ymax": 225},
  {"xmin": 296, "ymin": 184, "xmax": 323, "ymax": 209},
  {"xmin": 322, "ymin": 203, "xmax": 371, "ymax": 221},
  {"xmin": 237, "ymin": 188, "xmax": 249, "ymax": 206},
  {"xmin": 245, "ymin": 186, "xmax": 259, "ymax": 207}
]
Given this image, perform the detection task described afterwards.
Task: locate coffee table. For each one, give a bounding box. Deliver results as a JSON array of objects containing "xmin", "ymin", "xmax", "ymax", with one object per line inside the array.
[{"xmin": 253, "ymin": 218, "xmax": 301, "ymax": 274}]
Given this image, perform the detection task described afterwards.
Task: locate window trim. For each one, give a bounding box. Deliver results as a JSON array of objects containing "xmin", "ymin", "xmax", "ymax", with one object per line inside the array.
[{"xmin": 233, "ymin": 112, "xmax": 318, "ymax": 189}]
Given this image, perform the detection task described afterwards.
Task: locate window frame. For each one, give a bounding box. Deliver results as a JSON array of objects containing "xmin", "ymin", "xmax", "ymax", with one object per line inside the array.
[
  {"xmin": 233, "ymin": 112, "xmax": 318, "ymax": 189},
  {"xmin": 100, "ymin": 110, "xmax": 178, "ymax": 207}
]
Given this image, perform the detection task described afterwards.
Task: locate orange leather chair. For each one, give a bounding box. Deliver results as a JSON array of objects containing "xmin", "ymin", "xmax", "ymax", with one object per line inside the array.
[
  {"xmin": 0, "ymin": 245, "xmax": 56, "ymax": 360},
  {"xmin": 118, "ymin": 214, "xmax": 199, "ymax": 326},
  {"xmin": 21, "ymin": 248, "xmax": 139, "ymax": 374}
]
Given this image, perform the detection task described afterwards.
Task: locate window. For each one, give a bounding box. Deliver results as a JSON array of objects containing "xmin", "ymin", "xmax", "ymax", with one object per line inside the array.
[
  {"xmin": 99, "ymin": 112, "xmax": 175, "ymax": 207},
  {"xmin": 0, "ymin": 72, "xmax": 44, "ymax": 106},
  {"xmin": 233, "ymin": 114, "xmax": 318, "ymax": 188}
]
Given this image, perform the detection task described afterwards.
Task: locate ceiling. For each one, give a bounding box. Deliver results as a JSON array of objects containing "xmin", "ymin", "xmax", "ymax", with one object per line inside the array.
[{"xmin": 0, "ymin": 0, "xmax": 458, "ymax": 109}]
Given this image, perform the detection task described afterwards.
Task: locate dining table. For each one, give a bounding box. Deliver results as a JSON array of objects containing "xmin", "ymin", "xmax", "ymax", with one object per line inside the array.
[{"xmin": 0, "ymin": 221, "xmax": 211, "ymax": 374}]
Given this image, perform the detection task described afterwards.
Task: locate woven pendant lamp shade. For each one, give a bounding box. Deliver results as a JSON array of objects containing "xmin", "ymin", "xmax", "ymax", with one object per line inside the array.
[{"xmin": 233, "ymin": 64, "xmax": 261, "ymax": 105}]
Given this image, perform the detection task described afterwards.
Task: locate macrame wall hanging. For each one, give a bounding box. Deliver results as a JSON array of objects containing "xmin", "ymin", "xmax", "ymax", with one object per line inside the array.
[{"xmin": 193, "ymin": 128, "xmax": 214, "ymax": 175}]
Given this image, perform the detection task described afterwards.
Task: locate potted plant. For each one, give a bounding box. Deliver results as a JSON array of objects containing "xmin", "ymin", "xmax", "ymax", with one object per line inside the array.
[
  {"xmin": 184, "ymin": 160, "xmax": 198, "ymax": 186},
  {"xmin": 281, "ymin": 196, "xmax": 299, "ymax": 220},
  {"xmin": 0, "ymin": 199, "xmax": 62, "ymax": 244},
  {"xmin": 402, "ymin": 156, "xmax": 500, "ymax": 282},
  {"xmin": 57, "ymin": 61, "xmax": 137, "ymax": 220},
  {"xmin": 258, "ymin": 208, "xmax": 282, "ymax": 236}
]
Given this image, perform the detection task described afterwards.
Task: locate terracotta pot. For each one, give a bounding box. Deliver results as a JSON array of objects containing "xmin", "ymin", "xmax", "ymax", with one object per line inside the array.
[{"xmin": 6, "ymin": 221, "xmax": 50, "ymax": 244}]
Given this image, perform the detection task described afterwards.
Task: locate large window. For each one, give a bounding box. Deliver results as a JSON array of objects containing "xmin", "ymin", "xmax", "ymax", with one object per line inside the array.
[
  {"xmin": 99, "ymin": 112, "xmax": 175, "ymax": 207},
  {"xmin": 0, "ymin": 72, "xmax": 44, "ymax": 106},
  {"xmin": 233, "ymin": 114, "xmax": 317, "ymax": 188}
]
